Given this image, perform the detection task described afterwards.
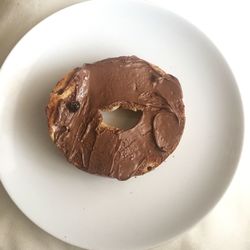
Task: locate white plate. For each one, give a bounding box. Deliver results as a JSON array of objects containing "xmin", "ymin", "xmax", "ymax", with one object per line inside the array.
[{"xmin": 0, "ymin": 1, "xmax": 244, "ymax": 249}]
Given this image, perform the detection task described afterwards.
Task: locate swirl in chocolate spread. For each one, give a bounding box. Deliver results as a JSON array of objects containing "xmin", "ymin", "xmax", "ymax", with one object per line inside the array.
[{"xmin": 47, "ymin": 56, "xmax": 185, "ymax": 180}]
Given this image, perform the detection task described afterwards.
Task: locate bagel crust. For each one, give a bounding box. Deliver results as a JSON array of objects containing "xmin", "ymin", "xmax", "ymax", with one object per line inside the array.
[{"xmin": 46, "ymin": 56, "xmax": 185, "ymax": 180}]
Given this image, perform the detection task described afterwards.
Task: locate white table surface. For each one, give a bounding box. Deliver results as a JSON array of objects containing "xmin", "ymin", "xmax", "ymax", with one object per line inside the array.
[{"xmin": 0, "ymin": 0, "xmax": 249, "ymax": 249}]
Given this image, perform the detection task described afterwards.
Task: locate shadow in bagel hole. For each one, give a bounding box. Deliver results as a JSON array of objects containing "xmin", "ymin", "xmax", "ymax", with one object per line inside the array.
[{"xmin": 100, "ymin": 108, "xmax": 142, "ymax": 130}]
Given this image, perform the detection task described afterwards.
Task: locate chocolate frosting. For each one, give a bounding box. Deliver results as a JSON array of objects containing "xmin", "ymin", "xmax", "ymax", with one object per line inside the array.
[{"xmin": 47, "ymin": 56, "xmax": 185, "ymax": 180}]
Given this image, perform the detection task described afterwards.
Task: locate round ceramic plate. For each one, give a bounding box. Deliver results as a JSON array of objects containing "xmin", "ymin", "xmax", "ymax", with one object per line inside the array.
[{"xmin": 0, "ymin": 1, "xmax": 243, "ymax": 250}]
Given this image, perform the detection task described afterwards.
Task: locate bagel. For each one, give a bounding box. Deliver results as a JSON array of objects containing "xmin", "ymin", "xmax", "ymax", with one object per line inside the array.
[{"xmin": 46, "ymin": 56, "xmax": 185, "ymax": 180}]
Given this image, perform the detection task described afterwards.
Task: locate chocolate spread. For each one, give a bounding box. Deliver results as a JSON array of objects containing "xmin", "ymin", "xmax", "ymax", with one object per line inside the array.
[{"xmin": 47, "ymin": 56, "xmax": 185, "ymax": 180}]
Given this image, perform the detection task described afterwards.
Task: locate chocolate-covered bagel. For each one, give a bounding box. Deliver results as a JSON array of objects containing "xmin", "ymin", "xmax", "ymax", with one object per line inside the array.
[{"xmin": 46, "ymin": 56, "xmax": 185, "ymax": 180}]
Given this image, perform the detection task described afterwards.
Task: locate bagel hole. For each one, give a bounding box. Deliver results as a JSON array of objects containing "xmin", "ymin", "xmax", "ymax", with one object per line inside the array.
[{"xmin": 101, "ymin": 108, "xmax": 142, "ymax": 130}]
